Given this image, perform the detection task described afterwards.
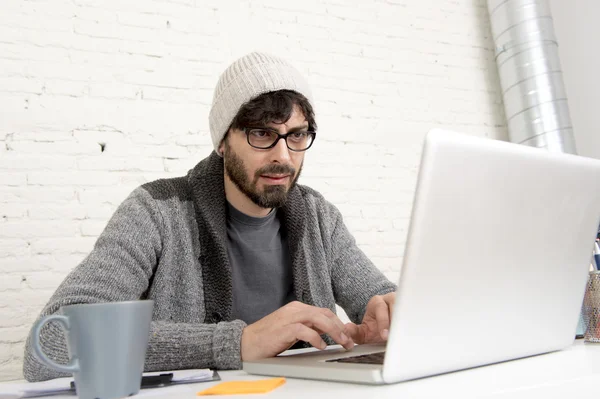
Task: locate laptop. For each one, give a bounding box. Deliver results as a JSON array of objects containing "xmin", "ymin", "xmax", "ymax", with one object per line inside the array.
[{"xmin": 243, "ymin": 128, "xmax": 600, "ymax": 384}]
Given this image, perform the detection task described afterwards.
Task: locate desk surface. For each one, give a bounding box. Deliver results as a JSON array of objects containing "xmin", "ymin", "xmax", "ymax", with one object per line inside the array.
[{"xmin": 5, "ymin": 340, "xmax": 600, "ymax": 399}]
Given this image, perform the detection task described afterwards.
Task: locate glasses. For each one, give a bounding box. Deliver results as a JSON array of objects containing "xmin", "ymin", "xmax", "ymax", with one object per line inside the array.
[{"xmin": 244, "ymin": 128, "xmax": 316, "ymax": 152}]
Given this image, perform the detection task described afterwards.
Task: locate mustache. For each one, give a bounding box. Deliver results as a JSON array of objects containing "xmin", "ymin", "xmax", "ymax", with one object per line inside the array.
[{"xmin": 255, "ymin": 164, "xmax": 296, "ymax": 178}]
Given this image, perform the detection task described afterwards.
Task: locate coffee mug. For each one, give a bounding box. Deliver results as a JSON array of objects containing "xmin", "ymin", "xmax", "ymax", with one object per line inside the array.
[{"xmin": 31, "ymin": 300, "xmax": 154, "ymax": 399}]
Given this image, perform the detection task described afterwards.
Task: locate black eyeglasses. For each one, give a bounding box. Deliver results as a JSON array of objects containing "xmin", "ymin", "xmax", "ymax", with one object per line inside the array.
[{"xmin": 244, "ymin": 128, "xmax": 317, "ymax": 152}]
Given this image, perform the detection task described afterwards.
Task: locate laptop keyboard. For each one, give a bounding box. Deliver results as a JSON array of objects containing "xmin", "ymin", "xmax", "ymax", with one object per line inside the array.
[{"xmin": 326, "ymin": 351, "xmax": 386, "ymax": 365}]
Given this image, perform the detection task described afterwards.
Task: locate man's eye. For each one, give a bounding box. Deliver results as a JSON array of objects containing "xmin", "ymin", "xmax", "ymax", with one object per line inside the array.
[
  {"xmin": 251, "ymin": 130, "xmax": 270, "ymax": 138},
  {"xmin": 289, "ymin": 132, "xmax": 308, "ymax": 141}
]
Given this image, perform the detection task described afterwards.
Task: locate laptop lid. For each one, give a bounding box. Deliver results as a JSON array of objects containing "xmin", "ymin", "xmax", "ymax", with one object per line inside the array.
[{"xmin": 382, "ymin": 129, "xmax": 600, "ymax": 383}]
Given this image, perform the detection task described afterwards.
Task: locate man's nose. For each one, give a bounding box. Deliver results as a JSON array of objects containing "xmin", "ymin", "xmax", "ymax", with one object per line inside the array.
[{"xmin": 270, "ymin": 136, "xmax": 292, "ymax": 164}]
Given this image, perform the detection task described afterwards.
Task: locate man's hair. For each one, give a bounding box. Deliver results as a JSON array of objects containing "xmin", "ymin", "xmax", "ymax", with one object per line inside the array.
[{"xmin": 228, "ymin": 90, "xmax": 317, "ymax": 134}]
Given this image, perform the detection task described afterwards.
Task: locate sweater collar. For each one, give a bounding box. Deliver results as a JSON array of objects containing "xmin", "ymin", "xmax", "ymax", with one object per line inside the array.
[{"xmin": 187, "ymin": 152, "xmax": 313, "ymax": 323}]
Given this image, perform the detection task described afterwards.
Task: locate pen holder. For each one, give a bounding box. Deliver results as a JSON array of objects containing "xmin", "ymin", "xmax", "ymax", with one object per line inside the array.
[{"xmin": 582, "ymin": 271, "xmax": 600, "ymax": 343}]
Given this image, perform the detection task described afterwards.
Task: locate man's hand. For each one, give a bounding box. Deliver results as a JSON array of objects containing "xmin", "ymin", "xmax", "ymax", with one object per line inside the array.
[
  {"xmin": 240, "ymin": 301, "xmax": 355, "ymax": 361},
  {"xmin": 344, "ymin": 292, "xmax": 396, "ymax": 344}
]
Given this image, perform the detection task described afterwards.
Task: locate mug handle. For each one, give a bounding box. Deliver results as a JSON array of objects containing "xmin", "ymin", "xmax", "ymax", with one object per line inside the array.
[{"xmin": 31, "ymin": 315, "xmax": 80, "ymax": 374}]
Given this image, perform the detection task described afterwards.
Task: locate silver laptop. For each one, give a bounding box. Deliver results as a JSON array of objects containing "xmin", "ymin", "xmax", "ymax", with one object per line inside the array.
[{"xmin": 243, "ymin": 128, "xmax": 600, "ymax": 384}]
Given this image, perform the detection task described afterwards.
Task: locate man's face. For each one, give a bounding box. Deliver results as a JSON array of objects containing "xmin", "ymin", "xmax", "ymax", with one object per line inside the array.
[{"xmin": 220, "ymin": 104, "xmax": 307, "ymax": 209}]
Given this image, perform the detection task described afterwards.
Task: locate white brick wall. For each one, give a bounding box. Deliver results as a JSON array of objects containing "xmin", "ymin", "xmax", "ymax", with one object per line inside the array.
[{"xmin": 0, "ymin": 0, "xmax": 507, "ymax": 381}]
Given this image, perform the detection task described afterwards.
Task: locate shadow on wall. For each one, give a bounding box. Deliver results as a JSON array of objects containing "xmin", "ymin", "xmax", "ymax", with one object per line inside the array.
[{"xmin": 474, "ymin": 0, "xmax": 509, "ymax": 141}]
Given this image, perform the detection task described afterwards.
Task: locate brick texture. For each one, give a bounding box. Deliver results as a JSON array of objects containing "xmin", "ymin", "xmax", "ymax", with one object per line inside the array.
[{"xmin": 0, "ymin": 0, "xmax": 506, "ymax": 381}]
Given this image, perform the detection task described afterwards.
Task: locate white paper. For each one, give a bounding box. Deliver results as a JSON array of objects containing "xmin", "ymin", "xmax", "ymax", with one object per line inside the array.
[
  {"xmin": 0, "ymin": 377, "xmax": 72, "ymax": 399},
  {"xmin": 0, "ymin": 369, "xmax": 214, "ymax": 399},
  {"xmin": 143, "ymin": 369, "xmax": 213, "ymax": 382}
]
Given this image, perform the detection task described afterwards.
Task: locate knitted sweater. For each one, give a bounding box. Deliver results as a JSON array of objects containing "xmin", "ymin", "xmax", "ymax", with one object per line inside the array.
[{"xmin": 23, "ymin": 152, "xmax": 396, "ymax": 382}]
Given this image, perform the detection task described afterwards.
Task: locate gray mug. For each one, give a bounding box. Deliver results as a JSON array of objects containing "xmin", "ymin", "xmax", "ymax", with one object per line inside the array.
[{"xmin": 31, "ymin": 300, "xmax": 154, "ymax": 399}]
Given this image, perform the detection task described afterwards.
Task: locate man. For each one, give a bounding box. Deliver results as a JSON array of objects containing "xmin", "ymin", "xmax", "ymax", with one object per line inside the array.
[{"xmin": 23, "ymin": 52, "xmax": 396, "ymax": 382}]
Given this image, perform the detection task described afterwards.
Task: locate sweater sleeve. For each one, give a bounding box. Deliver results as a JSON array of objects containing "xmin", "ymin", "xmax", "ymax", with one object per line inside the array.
[
  {"xmin": 23, "ymin": 187, "xmax": 246, "ymax": 382},
  {"xmin": 327, "ymin": 204, "xmax": 397, "ymax": 324}
]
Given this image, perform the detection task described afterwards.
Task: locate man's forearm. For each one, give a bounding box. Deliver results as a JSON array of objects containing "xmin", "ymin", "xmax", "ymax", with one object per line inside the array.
[
  {"xmin": 145, "ymin": 320, "xmax": 246, "ymax": 371},
  {"xmin": 23, "ymin": 319, "xmax": 246, "ymax": 382}
]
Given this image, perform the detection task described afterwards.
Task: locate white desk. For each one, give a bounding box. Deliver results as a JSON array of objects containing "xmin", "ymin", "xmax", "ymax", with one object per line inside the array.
[{"xmin": 6, "ymin": 340, "xmax": 600, "ymax": 399}]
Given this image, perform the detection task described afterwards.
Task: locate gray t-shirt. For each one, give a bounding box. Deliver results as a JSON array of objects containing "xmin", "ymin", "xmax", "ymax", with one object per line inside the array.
[{"xmin": 226, "ymin": 202, "xmax": 295, "ymax": 324}]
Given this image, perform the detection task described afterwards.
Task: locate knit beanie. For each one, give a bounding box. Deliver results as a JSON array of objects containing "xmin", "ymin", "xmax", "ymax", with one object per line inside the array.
[{"xmin": 209, "ymin": 52, "xmax": 314, "ymax": 153}]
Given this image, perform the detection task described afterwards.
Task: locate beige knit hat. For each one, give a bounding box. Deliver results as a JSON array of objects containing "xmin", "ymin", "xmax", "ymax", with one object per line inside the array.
[{"xmin": 209, "ymin": 52, "xmax": 314, "ymax": 153}]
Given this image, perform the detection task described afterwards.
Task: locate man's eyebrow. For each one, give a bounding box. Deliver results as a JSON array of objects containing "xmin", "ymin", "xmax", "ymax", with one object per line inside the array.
[
  {"xmin": 288, "ymin": 124, "xmax": 309, "ymax": 132},
  {"xmin": 254, "ymin": 124, "xmax": 310, "ymax": 133}
]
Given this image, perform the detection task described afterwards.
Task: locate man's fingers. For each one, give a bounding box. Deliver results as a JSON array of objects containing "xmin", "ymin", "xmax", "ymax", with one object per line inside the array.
[
  {"xmin": 383, "ymin": 293, "xmax": 396, "ymax": 307},
  {"xmin": 291, "ymin": 310, "xmax": 354, "ymax": 349},
  {"xmin": 318, "ymin": 307, "xmax": 346, "ymax": 332},
  {"xmin": 344, "ymin": 322, "xmax": 366, "ymax": 344},
  {"xmin": 384, "ymin": 293, "xmax": 395, "ymax": 336},
  {"xmin": 290, "ymin": 324, "xmax": 327, "ymax": 350},
  {"xmin": 290, "ymin": 303, "xmax": 346, "ymax": 332},
  {"xmin": 286, "ymin": 304, "xmax": 355, "ymax": 349},
  {"xmin": 373, "ymin": 300, "xmax": 390, "ymax": 340}
]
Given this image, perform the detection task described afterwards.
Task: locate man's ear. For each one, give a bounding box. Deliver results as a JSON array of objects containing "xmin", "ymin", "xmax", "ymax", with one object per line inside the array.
[{"xmin": 218, "ymin": 130, "xmax": 230, "ymax": 156}]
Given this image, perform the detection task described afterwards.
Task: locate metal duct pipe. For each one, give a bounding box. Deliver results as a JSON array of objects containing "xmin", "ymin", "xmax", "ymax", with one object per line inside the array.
[{"xmin": 487, "ymin": 0, "xmax": 577, "ymax": 154}]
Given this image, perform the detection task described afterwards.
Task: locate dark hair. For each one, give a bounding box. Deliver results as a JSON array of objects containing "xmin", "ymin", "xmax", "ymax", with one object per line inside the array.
[{"xmin": 229, "ymin": 90, "xmax": 317, "ymax": 134}]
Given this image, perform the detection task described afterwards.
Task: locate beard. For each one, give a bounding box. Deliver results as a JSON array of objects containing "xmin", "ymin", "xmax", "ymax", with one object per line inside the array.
[{"xmin": 222, "ymin": 142, "xmax": 302, "ymax": 209}]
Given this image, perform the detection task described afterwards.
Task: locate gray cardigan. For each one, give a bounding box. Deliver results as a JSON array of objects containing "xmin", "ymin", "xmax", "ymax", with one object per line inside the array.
[{"xmin": 23, "ymin": 152, "xmax": 396, "ymax": 382}]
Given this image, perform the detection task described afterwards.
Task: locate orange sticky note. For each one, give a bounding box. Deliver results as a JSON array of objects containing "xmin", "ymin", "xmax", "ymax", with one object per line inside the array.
[{"xmin": 197, "ymin": 378, "xmax": 286, "ymax": 396}]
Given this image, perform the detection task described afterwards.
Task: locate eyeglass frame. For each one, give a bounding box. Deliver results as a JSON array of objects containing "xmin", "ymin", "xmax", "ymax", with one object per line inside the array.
[{"xmin": 243, "ymin": 127, "xmax": 317, "ymax": 152}]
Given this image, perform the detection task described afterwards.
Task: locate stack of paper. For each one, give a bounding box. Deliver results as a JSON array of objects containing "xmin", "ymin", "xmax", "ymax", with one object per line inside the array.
[
  {"xmin": 0, "ymin": 377, "xmax": 73, "ymax": 399},
  {"xmin": 0, "ymin": 370, "xmax": 215, "ymax": 399},
  {"xmin": 144, "ymin": 369, "xmax": 214, "ymax": 383}
]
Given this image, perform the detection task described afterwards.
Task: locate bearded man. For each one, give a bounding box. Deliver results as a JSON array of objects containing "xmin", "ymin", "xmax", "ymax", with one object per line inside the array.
[{"xmin": 23, "ymin": 52, "xmax": 396, "ymax": 382}]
